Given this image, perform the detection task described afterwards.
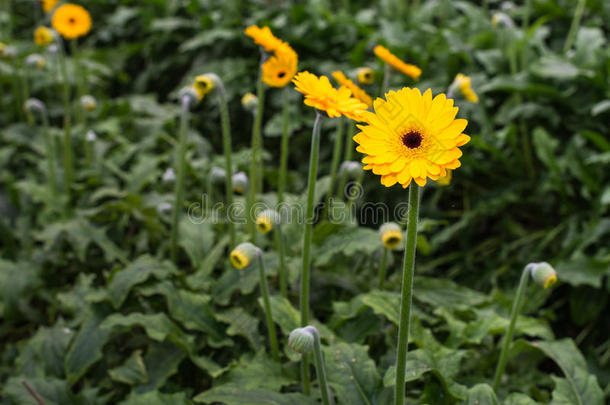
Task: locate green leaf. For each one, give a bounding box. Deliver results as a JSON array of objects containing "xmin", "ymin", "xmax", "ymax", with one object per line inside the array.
[
  {"xmin": 529, "ymin": 339, "xmax": 604, "ymax": 405},
  {"xmin": 108, "ymin": 350, "xmax": 148, "ymax": 385},
  {"xmin": 100, "ymin": 312, "xmax": 186, "ymax": 343},
  {"xmin": 216, "ymin": 351, "xmax": 292, "ymax": 391},
  {"xmin": 16, "ymin": 324, "xmax": 72, "ymax": 378},
  {"xmin": 216, "ymin": 307, "xmax": 261, "ymax": 350},
  {"xmin": 465, "ymin": 384, "xmax": 499, "ymax": 405},
  {"xmin": 414, "ymin": 277, "xmax": 489, "ymax": 309},
  {"xmin": 194, "ymin": 385, "xmax": 315, "ymax": 405},
  {"xmin": 0, "ymin": 259, "xmax": 40, "ymax": 320},
  {"xmin": 314, "ymin": 227, "xmax": 379, "ymax": 266},
  {"xmin": 503, "ymin": 393, "xmax": 539, "ymax": 404},
  {"xmin": 118, "ymin": 390, "xmax": 193, "ymax": 405},
  {"xmin": 3, "ymin": 377, "xmax": 80, "ymax": 405},
  {"xmin": 178, "ymin": 219, "xmax": 215, "ymax": 268},
  {"xmin": 135, "ymin": 342, "xmax": 187, "ymax": 393},
  {"xmin": 531, "ymin": 55, "xmax": 579, "ymax": 80},
  {"xmin": 186, "ymin": 234, "xmax": 230, "ymax": 289},
  {"xmin": 323, "ymin": 342, "xmax": 381, "ymax": 405},
  {"xmin": 555, "ymin": 256, "xmax": 610, "ymax": 288}
]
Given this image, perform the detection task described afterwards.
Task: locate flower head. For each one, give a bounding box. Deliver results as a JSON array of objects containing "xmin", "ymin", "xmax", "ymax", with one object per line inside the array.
[
  {"xmin": 52, "ymin": 4, "xmax": 92, "ymax": 39},
  {"xmin": 356, "ymin": 67, "xmax": 375, "ymax": 85},
  {"xmin": 453, "ymin": 74, "xmax": 479, "ymax": 103},
  {"xmin": 192, "ymin": 74, "xmax": 215, "ymax": 100},
  {"xmin": 34, "ymin": 26, "xmax": 54, "ymax": 46},
  {"xmin": 379, "ymin": 222, "xmax": 403, "ymax": 249},
  {"xmin": 26, "ymin": 54, "xmax": 46, "ymax": 70},
  {"xmin": 354, "ymin": 88, "xmax": 470, "ymax": 188},
  {"xmin": 293, "ymin": 71, "xmax": 367, "ymax": 120},
  {"xmin": 232, "ymin": 172, "xmax": 249, "ymax": 194},
  {"xmin": 262, "ymin": 45, "xmax": 298, "ymax": 87},
  {"xmin": 374, "ymin": 45, "xmax": 421, "ymax": 80},
  {"xmin": 256, "ymin": 209, "xmax": 280, "ymax": 234},
  {"xmin": 244, "ymin": 25, "xmax": 286, "ymax": 53},
  {"xmin": 230, "ymin": 242, "xmax": 259, "ymax": 269},
  {"xmin": 41, "ymin": 0, "xmax": 59, "ymax": 13},
  {"xmin": 529, "ymin": 262, "xmax": 558, "ymax": 289},
  {"xmin": 332, "ymin": 70, "xmax": 373, "ymax": 107},
  {"xmin": 80, "ymin": 95, "xmax": 97, "ymax": 112},
  {"xmin": 209, "ymin": 167, "xmax": 227, "ymax": 184},
  {"xmin": 241, "ymin": 92, "xmax": 258, "ymax": 112}
]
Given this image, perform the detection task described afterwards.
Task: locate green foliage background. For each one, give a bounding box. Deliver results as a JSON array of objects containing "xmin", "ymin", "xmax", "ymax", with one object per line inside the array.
[{"xmin": 1, "ymin": 0, "xmax": 609, "ymax": 404}]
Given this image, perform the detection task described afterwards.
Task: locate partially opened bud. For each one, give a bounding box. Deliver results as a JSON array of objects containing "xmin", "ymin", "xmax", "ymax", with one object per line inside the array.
[
  {"xmin": 241, "ymin": 92, "xmax": 258, "ymax": 112},
  {"xmin": 355, "ymin": 67, "xmax": 375, "ymax": 85},
  {"xmin": 230, "ymin": 242, "xmax": 259, "ymax": 269},
  {"xmin": 379, "ymin": 222, "xmax": 403, "ymax": 249},
  {"xmin": 80, "ymin": 95, "xmax": 97, "ymax": 112},
  {"xmin": 491, "ymin": 12, "xmax": 514, "ymax": 28},
  {"xmin": 178, "ymin": 86, "xmax": 200, "ymax": 108},
  {"xmin": 25, "ymin": 53, "xmax": 46, "ymax": 69},
  {"xmin": 209, "ymin": 167, "xmax": 226, "ymax": 184},
  {"xmin": 288, "ymin": 326, "xmax": 316, "ymax": 354},
  {"xmin": 529, "ymin": 262, "xmax": 558, "ymax": 289},
  {"xmin": 232, "ymin": 171, "xmax": 249, "ymax": 194},
  {"xmin": 24, "ymin": 98, "xmax": 46, "ymax": 114},
  {"xmin": 256, "ymin": 209, "xmax": 280, "ymax": 234},
  {"xmin": 339, "ymin": 161, "xmax": 362, "ymax": 180}
]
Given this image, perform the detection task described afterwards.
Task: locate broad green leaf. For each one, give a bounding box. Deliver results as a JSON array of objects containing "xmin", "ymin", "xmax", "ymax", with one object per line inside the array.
[
  {"xmin": 186, "ymin": 234, "xmax": 230, "ymax": 289},
  {"xmin": 414, "ymin": 277, "xmax": 488, "ymax": 309},
  {"xmin": 264, "ymin": 295, "xmax": 333, "ymax": 340},
  {"xmin": 503, "ymin": 393, "xmax": 539, "ymax": 404},
  {"xmin": 135, "ymin": 342, "xmax": 187, "ymax": 393},
  {"xmin": 3, "ymin": 377, "xmax": 80, "ymax": 405},
  {"xmin": 194, "ymin": 385, "xmax": 315, "ymax": 405},
  {"xmin": 0, "ymin": 259, "xmax": 40, "ymax": 320},
  {"xmin": 118, "ymin": 390, "xmax": 193, "ymax": 405},
  {"xmin": 216, "ymin": 307, "xmax": 261, "ymax": 350},
  {"xmin": 314, "ymin": 227, "xmax": 379, "ymax": 266},
  {"xmin": 178, "ymin": 219, "xmax": 215, "ymax": 268},
  {"xmin": 465, "ymin": 384, "xmax": 499, "ymax": 405},
  {"xmin": 555, "ymin": 256, "xmax": 610, "ymax": 288},
  {"xmin": 108, "ymin": 350, "xmax": 148, "ymax": 385},
  {"xmin": 215, "ymin": 351, "xmax": 292, "ymax": 391},
  {"xmin": 100, "ymin": 312, "xmax": 186, "ymax": 343},
  {"xmin": 531, "ymin": 55, "xmax": 579, "ymax": 79},
  {"xmin": 16, "ymin": 324, "xmax": 73, "ymax": 378}
]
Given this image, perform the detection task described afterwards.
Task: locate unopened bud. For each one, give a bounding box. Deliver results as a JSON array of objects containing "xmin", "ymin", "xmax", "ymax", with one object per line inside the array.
[
  {"xmin": 528, "ymin": 262, "xmax": 558, "ymax": 289},
  {"xmin": 178, "ymin": 86, "xmax": 200, "ymax": 108},
  {"xmin": 232, "ymin": 171, "xmax": 249, "ymax": 194},
  {"xmin": 241, "ymin": 92, "xmax": 258, "ymax": 112},
  {"xmin": 209, "ymin": 167, "xmax": 226, "ymax": 184},
  {"xmin": 256, "ymin": 209, "xmax": 280, "ymax": 234},
  {"xmin": 23, "ymin": 98, "xmax": 46, "ymax": 113},
  {"xmin": 230, "ymin": 242, "xmax": 260, "ymax": 270},
  {"xmin": 162, "ymin": 168, "xmax": 176, "ymax": 183},
  {"xmin": 288, "ymin": 326, "xmax": 317, "ymax": 354},
  {"xmin": 379, "ymin": 222, "xmax": 403, "ymax": 249},
  {"xmin": 25, "ymin": 53, "xmax": 46, "ymax": 69},
  {"xmin": 339, "ymin": 161, "xmax": 362, "ymax": 179},
  {"xmin": 80, "ymin": 95, "xmax": 97, "ymax": 112},
  {"xmin": 86, "ymin": 129, "xmax": 97, "ymax": 142}
]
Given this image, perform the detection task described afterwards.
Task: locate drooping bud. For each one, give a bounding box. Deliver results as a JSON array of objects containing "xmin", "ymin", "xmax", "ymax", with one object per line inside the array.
[
  {"xmin": 85, "ymin": 129, "xmax": 97, "ymax": 142},
  {"xmin": 491, "ymin": 12, "xmax": 514, "ymax": 28},
  {"xmin": 162, "ymin": 168, "xmax": 176, "ymax": 184},
  {"xmin": 193, "ymin": 74, "xmax": 218, "ymax": 100},
  {"xmin": 209, "ymin": 167, "xmax": 226, "ymax": 184},
  {"xmin": 287, "ymin": 326, "xmax": 317, "ymax": 354},
  {"xmin": 355, "ymin": 67, "xmax": 375, "ymax": 85},
  {"xmin": 230, "ymin": 242, "xmax": 259, "ymax": 270},
  {"xmin": 25, "ymin": 53, "xmax": 46, "ymax": 69},
  {"xmin": 178, "ymin": 86, "xmax": 200, "ymax": 108},
  {"xmin": 379, "ymin": 222, "xmax": 403, "ymax": 249},
  {"xmin": 256, "ymin": 209, "xmax": 280, "ymax": 234},
  {"xmin": 529, "ymin": 262, "xmax": 558, "ymax": 289},
  {"xmin": 339, "ymin": 161, "xmax": 362, "ymax": 180},
  {"xmin": 80, "ymin": 95, "xmax": 97, "ymax": 112},
  {"xmin": 232, "ymin": 171, "xmax": 249, "ymax": 194},
  {"xmin": 241, "ymin": 92, "xmax": 258, "ymax": 113},
  {"xmin": 23, "ymin": 98, "xmax": 46, "ymax": 114}
]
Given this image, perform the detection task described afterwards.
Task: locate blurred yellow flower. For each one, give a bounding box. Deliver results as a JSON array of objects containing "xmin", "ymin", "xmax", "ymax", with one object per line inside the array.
[
  {"xmin": 354, "ymin": 88, "xmax": 470, "ymax": 188},
  {"xmin": 331, "ymin": 70, "xmax": 372, "ymax": 107},
  {"xmin": 34, "ymin": 26, "xmax": 54, "ymax": 46},
  {"xmin": 244, "ymin": 25, "xmax": 285, "ymax": 53},
  {"xmin": 230, "ymin": 242, "xmax": 258, "ymax": 269},
  {"xmin": 52, "ymin": 4, "xmax": 92, "ymax": 39},
  {"xmin": 262, "ymin": 45, "xmax": 298, "ymax": 87},
  {"xmin": 193, "ymin": 75, "xmax": 214, "ymax": 100},
  {"xmin": 293, "ymin": 71, "xmax": 367, "ymax": 120},
  {"xmin": 356, "ymin": 67, "xmax": 375, "ymax": 85},
  {"xmin": 374, "ymin": 45, "xmax": 421, "ymax": 80},
  {"xmin": 454, "ymin": 73, "xmax": 479, "ymax": 103},
  {"xmin": 241, "ymin": 92, "xmax": 258, "ymax": 111},
  {"xmin": 41, "ymin": 0, "xmax": 59, "ymax": 13}
]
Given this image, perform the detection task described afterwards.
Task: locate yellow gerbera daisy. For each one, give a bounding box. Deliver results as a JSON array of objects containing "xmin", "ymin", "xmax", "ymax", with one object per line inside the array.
[
  {"xmin": 41, "ymin": 0, "xmax": 59, "ymax": 13},
  {"xmin": 193, "ymin": 75, "xmax": 215, "ymax": 100},
  {"xmin": 34, "ymin": 26, "xmax": 54, "ymax": 46},
  {"xmin": 354, "ymin": 88, "xmax": 470, "ymax": 188},
  {"xmin": 244, "ymin": 25, "xmax": 285, "ymax": 53},
  {"xmin": 262, "ymin": 45, "xmax": 298, "ymax": 87},
  {"xmin": 332, "ymin": 70, "xmax": 373, "ymax": 107},
  {"xmin": 454, "ymin": 73, "xmax": 479, "ymax": 103},
  {"xmin": 52, "ymin": 4, "xmax": 92, "ymax": 39},
  {"xmin": 374, "ymin": 45, "xmax": 421, "ymax": 80},
  {"xmin": 356, "ymin": 67, "xmax": 375, "ymax": 85},
  {"xmin": 293, "ymin": 71, "xmax": 368, "ymax": 120}
]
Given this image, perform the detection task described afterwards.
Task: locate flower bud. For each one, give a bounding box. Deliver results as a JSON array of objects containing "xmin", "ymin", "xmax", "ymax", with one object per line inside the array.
[
  {"xmin": 162, "ymin": 168, "xmax": 176, "ymax": 184},
  {"xmin": 379, "ymin": 222, "xmax": 403, "ymax": 249},
  {"xmin": 256, "ymin": 209, "xmax": 280, "ymax": 234},
  {"xmin": 230, "ymin": 242, "xmax": 260, "ymax": 269},
  {"xmin": 23, "ymin": 98, "xmax": 46, "ymax": 114},
  {"xmin": 491, "ymin": 12, "xmax": 514, "ymax": 28},
  {"xmin": 452, "ymin": 74, "xmax": 479, "ymax": 103},
  {"xmin": 86, "ymin": 129, "xmax": 97, "ymax": 142},
  {"xmin": 178, "ymin": 86, "xmax": 200, "ymax": 108},
  {"xmin": 34, "ymin": 26, "xmax": 54, "ymax": 46},
  {"xmin": 0, "ymin": 43, "xmax": 16, "ymax": 59},
  {"xmin": 80, "ymin": 95, "xmax": 97, "ymax": 112},
  {"xmin": 339, "ymin": 161, "xmax": 362, "ymax": 180},
  {"xmin": 529, "ymin": 262, "xmax": 558, "ymax": 289},
  {"xmin": 241, "ymin": 92, "xmax": 258, "ymax": 113},
  {"xmin": 355, "ymin": 67, "xmax": 375, "ymax": 85},
  {"xmin": 25, "ymin": 53, "xmax": 46, "ymax": 69},
  {"xmin": 157, "ymin": 202, "xmax": 172, "ymax": 214},
  {"xmin": 46, "ymin": 44, "xmax": 58, "ymax": 55},
  {"xmin": 232, "ymin": 171, "xmax": 249, "ymax": 194},
  {"xmin": 209, "ymin": 167, "xmax": 226, "ymax": 184},
  {"xmin": 193, "ymin": 74, "xmax": 216, "ymax": 100},
  {"xmin": 288, "ymin": 326, "xmax": 316, "ymax": 354}
]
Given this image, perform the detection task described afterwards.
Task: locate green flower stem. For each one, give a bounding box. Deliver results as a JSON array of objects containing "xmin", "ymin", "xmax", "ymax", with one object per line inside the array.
[
  {"xmin": 277, "ymin": 87, "xmax": 291, "ymax": 205},
  {"xmin": 275, "ymin": 224, "xmax": 288, "ymax": 298},
  {"xmin": 323, "ymin": 117, "xmax": 344, "ymax": 219},
  {"xmin": 169, "ymin": 96, "xmax": 191, "ymax": 262},
  {"xmin": 248, "ymin": 72, "xmax": 265, "ymax": 238},
  {"xmin": 563, "ymin": 0, "xmax": 587, "ymax": 53},
  {"xmin": 381, "ymin": 63, "xmax": 391, "ymax": 96},
  {"xmin": 492, "ymin": 264, "xmax": 531, "ymax": 391},
  {"xmin": 57, "ymin": 39, "xmax": 73, "ymax": 202},
  {"xmin": 256, "ymin": 250, "xmax": 280, "ymax": 362},
  {"xmin": 394, "ymin": 184, "xmax": 421, "ymax": 405},
  {"xmin": 346, "ymin": 172, "xmax": 363, "ymax": 221},
  {"xmin": 70, "ymin": 40, "xmax": 85, "ymax": 128},
  {"xmin": 217, "ymin": 85, "xmax": 237, "ymax": 248},
  {"xmin": 378, "ymin": 248, "xmax": 389, "ymax": 290},
  {"xmin": 309, "ymin": 327, "xmax": 332, "ymax": 405},
  {"xmin": 336, "ymin": 121, "xmax": 356, "ymax": 202},
  {"xmin": 21, "ymin": 64, "xmax": 34, "ymax": 126},
  {"xmin": 40, "ymin": 109, "xmax": 58, "ymax": 197},
  {"xmin": 300, "ymin": 111, "xmax": 323, "ymax": 394}
]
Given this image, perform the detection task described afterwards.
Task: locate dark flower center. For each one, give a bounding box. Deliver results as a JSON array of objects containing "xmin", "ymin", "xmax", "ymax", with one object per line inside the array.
[
  {"xmin": 277, "ymin": 71, "xmax": 286, "ymax": 78},
  {"xmin": 364, "ymin": 73, "xmax": 372, "ymax": 79},
  {"xmin": 402, "ymin": 130, "xmax": 422, "ymax": 149},
  {"xmin": 386, "ymin": 236, "xmax": 399, "ymax": 245},
  {"xmin": 68, "ymin": 17, "xmax": 76, "ymax": 25}
]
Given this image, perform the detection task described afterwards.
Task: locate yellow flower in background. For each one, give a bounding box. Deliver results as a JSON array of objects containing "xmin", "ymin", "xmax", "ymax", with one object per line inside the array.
[
  {"xmin": 52, "ymin": 4, "xmax": 92, "ymax": 39},
  {"xmin": 241, "ymin": 92, "xmax": 258, "ymax": 111},
  {"xmin": 34, "ymin": 26, "xmax": 54, "ymax": 46},
  {"xmin": 356, "ymin": 67, "xmax": 375, "ymax": 85},
  {"xmin": 332, "ymin": 70, "xmax": 373, "ymax": 107},
  {"xmin": 230, "ymin": 242, "xmax": 259, "ymax": 269},
  {"xmin": 374, "ymin": 45, "xmax": 421, "ymax": 80},
  {"xmin": 245, "ymin": 25, "xmax": 285, "ymax": 53},
  {"xmin": 262, "ymin": 45, "xmax": 298, "ymax": 87},
  {"xmin": 193, "ymin": 75, "xmax": 215, "ymax": 100},
  {"xmin": 435, "ymin": 169, "xmax": 452, "ymax": 186},
  {"xmin": 379, "ymin": 222, "xmax": 403, "ymax": 249},
  {"xmin": 354, "ymin": 88, "xmax": 470, "ymax": 188},
  {"xmin": 41, "ymin": 0, "xmax": 59, "ymax": 13},
  {"xmin": 0, "ymin": 43, "xmax": 6, "ymax": 56},
  {"xmin": 293, "ymin": 71, "xmax": 368, "ymax": 120},
  {"xmin": 454, "ymin": 73, "xmax": 479, "ymax": 103}
]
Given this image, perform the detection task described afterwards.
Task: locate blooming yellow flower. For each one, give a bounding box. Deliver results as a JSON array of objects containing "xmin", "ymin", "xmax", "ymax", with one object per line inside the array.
[
  {"xmin": 354, "ymin": 87, "xmax": 470, "ymax": 188},
  {"xmin": 379, "ymin": 222, "xmax": 403, "ymax": 249},
  {"xmin": 34, "ymin": 26, "xmax": 54, "ymax": 46},
  {"xmin": 52, "ymin": 4, "xmax": 92, "ymax": 39},
  {"xmin": 454, "ymin": 74, "xmax": 479, "ymax": 103},
  {"xmin": 41, "ymin": 0, "xmax": 59, "ymax": 13},
  {"xmin": 262, "ymin": 45, "xmax": 298, "ymax": 87},
  {"xmin": 293, "ymin": 71, "xmax": 368, "ymax": 120},
  {"xmin": 244, "ymin": 25, "xmax": 285, "ymax": 53},
  {"xmin": 193, "ymin": 75, "xmax": 215, "ymax": 100},
  {"xmin": 374, "ymin": 45, "xmax": 421, "ymax": 80},
  {"xmin": 332, "ymin": 70, "xmax": 372, "ymax": 108},
  {"xmin": 356, "ymin": 67, "xmax": 375, "ymax": 85}
]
